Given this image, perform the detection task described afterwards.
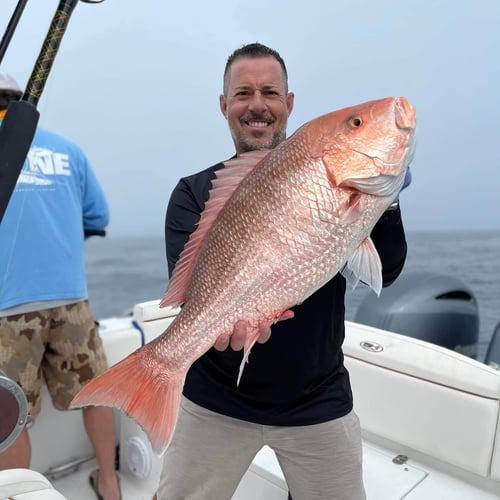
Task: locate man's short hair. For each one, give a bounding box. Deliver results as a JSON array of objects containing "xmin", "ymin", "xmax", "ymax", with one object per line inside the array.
[{"xmin": 223, "ymin": 42, "xmax": 288, "ymax": 94}]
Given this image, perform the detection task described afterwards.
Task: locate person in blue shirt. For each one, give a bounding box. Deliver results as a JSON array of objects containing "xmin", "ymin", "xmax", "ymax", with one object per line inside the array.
[{"xmin": 0, "ymin": 71, "xmax": 121, "ymax": 500}]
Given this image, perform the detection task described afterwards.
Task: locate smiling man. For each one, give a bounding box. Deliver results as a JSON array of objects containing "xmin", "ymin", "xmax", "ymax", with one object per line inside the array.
[{"xmin": 158, "ymin": 43, "xmax": 409, "ymax": 500}]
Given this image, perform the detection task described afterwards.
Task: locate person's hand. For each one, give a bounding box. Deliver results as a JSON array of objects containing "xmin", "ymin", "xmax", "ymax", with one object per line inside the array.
[
  {"xmin": 213, "ymin": 309, "xmax": 295, "ymax": 351},
  {"xmin": 401, "ymin": 166, "xmax": 412, "ymax": 191}
]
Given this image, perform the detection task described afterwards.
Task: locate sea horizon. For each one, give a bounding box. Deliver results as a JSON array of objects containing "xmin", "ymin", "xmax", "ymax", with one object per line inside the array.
[{"xmin": 86, "ymin": 229, "xmax": 500, "ymax": 362}]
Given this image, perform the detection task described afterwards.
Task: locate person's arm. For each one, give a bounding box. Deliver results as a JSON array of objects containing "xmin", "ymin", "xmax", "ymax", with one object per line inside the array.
[
  {"xmin": 370, "ymin": 204, "xmax": 407, "ymax": 287},
  {"xmin": 370, "ymin": 165, "xmax": 412, "ymax": 287},
  {"xmin": 81, "ymin": 153, "xmax": 109, "ymax": 239},
  {"xmin": 165, "ymin": 175, "xmax": 211, "ymax": 277}
]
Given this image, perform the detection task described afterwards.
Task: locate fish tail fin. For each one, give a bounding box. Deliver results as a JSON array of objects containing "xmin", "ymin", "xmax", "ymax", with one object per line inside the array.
[{"xmin": 71, "ymin": 343, "xmax": 185, "ymax": 455}]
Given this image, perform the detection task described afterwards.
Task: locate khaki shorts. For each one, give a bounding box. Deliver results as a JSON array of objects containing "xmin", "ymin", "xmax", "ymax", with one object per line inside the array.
[{"xmin": 0, "ymin": 300, "xmax": 108, "ymax": 417}]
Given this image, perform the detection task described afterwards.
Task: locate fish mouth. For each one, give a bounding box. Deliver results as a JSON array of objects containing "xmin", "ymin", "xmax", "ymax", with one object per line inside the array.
[{"xmin": 395, "ymin": 97, "xmax": 416, "ymax": 130}]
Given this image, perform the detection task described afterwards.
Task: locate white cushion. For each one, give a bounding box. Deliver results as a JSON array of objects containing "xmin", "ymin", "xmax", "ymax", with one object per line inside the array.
[
  {"xmin": 344, "ymin": 322, "xmax": 500, "ymax": 477},
  {"xmin": 0, "ymin": 469, "xmax": 67, "ymax": 499},
  {"xmin": 344, "ymin": 321, "xmax": 500, "ymax": 398}
]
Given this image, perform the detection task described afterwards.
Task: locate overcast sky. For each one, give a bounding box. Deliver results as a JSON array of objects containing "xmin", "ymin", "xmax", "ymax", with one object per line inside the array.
[{"xmin": 1, "ymin": 0, "xmax": 499, "ymax": 236}]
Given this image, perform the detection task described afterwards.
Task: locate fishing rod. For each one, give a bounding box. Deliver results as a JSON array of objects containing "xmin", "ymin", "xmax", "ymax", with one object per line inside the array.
[
  {"xmin": 0, "ymin": 0, "xmax": 29, "ymax": 65},
  {"xmin": 0, "ymin": 0, "xmax": 104, "ymax": 224}
]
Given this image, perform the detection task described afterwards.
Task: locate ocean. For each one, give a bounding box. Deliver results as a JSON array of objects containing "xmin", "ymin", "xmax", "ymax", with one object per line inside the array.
[{"xmin": 85, "ymin": 230, "xmax": 500, "ymax": 363}]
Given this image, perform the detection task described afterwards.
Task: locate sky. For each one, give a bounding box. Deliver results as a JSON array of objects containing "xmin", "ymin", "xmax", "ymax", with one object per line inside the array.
[{"xmin": 1, "ymin": 0, "xmax": 499, "ymax": 237}]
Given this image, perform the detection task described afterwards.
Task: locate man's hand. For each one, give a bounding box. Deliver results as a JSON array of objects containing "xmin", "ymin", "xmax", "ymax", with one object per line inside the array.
[{"xmin": 213, "ymin": 309, "xmax": 295, "ymax": 351}]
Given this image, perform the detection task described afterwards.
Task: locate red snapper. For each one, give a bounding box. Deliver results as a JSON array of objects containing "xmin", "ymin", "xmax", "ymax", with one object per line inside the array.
[{"xmin": 72, "ymin": 96, "xmax": 416, "ymax": 453}]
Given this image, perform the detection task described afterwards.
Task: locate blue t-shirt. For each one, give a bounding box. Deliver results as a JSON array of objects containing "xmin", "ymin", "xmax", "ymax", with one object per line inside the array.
[{"xmin": 0, "ymin": 125, "xmax": 109, "ymax": 310}]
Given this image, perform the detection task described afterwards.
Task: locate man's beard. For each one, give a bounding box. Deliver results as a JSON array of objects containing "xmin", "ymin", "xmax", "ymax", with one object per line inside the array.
[{"xmin": 231, "ymin": 128, "xmax": 287, "ymax": 153}]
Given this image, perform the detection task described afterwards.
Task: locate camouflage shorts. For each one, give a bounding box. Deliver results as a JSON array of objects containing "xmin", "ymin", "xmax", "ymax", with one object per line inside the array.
[{"xmin": 0, "ymin": 300, "xmax": 108, "ymax": 416}]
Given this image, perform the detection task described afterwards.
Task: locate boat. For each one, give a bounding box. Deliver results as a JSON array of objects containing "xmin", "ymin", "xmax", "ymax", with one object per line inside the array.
[
  {"xmin": 1, "ymin": 270, "xmax": 499, "ymax": 499},
  {"xmin": 1, "ymin": 2, "xmax": 499, "ymax": 496}
]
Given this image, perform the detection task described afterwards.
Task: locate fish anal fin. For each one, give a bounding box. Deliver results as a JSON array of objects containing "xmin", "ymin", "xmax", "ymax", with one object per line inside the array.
[
  {"xmin": 161, "ymin": 150, "xmax": 270, "ymax": 308},
  {"xmin": 236, "ymin": 308, "xmax": 290, "ymax": 386},
  {"xmin": 341, "ymin": 237, "xmax": 382, "ymax": 295},
  {"xmin": 71, "ymin": 342, "xmax": 185, "ymax": 455},
  {"xmin": 237, "ymin": 326, "xmax": 261, "ymax": 386}
]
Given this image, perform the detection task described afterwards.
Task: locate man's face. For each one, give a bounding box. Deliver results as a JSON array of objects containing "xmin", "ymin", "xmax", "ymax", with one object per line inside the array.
[{"xmin": 220, "ymin": 56, "xmax": 294, "ymax": 155}]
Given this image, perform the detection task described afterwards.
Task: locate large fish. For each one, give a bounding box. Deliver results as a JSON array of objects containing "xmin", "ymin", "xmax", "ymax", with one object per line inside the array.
[{"xmin": 72, "ymin": 96, "xmax": 416, "ymax": 454}]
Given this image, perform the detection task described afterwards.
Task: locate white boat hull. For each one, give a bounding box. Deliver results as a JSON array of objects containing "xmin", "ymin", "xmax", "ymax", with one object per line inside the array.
[{"xmin": 1, "ymin": 300, "xmax": 499, "ymax": 499}]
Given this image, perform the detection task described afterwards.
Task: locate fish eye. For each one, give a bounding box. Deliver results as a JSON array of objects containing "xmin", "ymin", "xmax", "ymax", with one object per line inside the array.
[{"xmin": 347, "ymin": 115, "xmax": 363, "ymax": 128}]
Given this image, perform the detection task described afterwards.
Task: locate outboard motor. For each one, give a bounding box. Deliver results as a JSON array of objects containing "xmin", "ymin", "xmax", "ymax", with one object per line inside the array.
[
  {"xmin": 485, "ymin": 322, "xmax": 500, "ymax": 369},
  {"xmin": 354, "ymin": 271, "xmax": 479, "ymax": 359}
]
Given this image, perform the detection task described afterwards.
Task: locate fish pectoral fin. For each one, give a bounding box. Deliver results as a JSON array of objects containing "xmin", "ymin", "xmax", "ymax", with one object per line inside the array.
[
  {"xmin": 237, "ymin": 327, "xmax": 261, "ymax": 386},
  {"xmin": 341, "ymin": 237, "xmax": 383, "ymax": 295},
  {"xmin": 337, "ymin": 193, "xmax": 363, "ymax": 224}
]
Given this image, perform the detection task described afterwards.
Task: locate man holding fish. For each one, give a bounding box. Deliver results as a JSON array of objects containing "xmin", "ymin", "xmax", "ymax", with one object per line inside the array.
[
  {"xmin": 155, "ymin": 43, "xmax": 413, "ymax": 499},
  {"xmin": 73, "ymin": 43, "xmax": 414, "ymax": 499}
]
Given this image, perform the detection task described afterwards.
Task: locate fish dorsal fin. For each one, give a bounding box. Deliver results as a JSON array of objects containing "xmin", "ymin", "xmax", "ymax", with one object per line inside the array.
[
  {"xmin": 160, "ymin": 149, "xmax": 270, "ymax": 308},
  {"xmin": 341, "ymin": 237, "xmax": 383, "ymax": 295},
  {"xmin": 211, "ymin": 149, "xmax": 271, "ymax": 198}
]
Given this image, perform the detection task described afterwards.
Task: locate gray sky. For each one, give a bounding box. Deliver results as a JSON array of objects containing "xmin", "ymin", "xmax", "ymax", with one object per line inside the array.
[{"xmin": 1, "ymin": 0, "xmax": 499, "ymax": 236}]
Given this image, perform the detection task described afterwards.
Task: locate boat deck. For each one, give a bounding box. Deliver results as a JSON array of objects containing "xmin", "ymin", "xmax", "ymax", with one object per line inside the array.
[
  {"xmin": 49, "ymin": 440, "xmax": 500, "ymax": 500},
  {"xmin": 5, "ymin": 311, "xmax": 498, "ymax": 499}
]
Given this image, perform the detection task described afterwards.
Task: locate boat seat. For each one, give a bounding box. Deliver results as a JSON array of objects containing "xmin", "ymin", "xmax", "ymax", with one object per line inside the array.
[
  {"xmin": 344, "ymin": 321, "xmax": 500, "ymax": 480},
  {"xmin": 132, "ymin": 300, "xmax": 179, "ymax": 343},
  {"xmin": 0, "ymin": 468, "xmax": 67, "ymax": 499}
]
